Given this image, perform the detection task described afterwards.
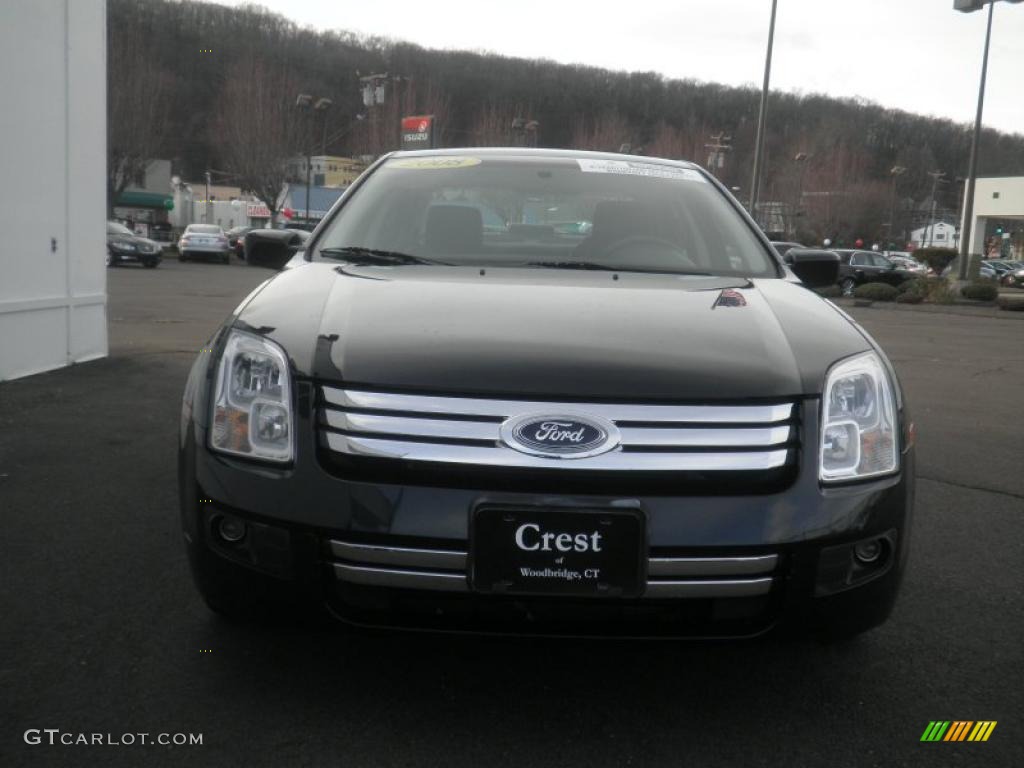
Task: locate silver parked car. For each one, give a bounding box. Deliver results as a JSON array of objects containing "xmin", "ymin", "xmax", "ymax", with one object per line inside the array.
[{"xmin": 178, "ymin": 224, "xmax": 231, "ymax": 264}]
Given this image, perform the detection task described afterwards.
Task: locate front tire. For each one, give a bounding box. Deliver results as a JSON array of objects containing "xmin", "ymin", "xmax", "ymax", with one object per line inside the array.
[
  {"xmin": 221, "ymin": 253, "xmax": 230, "ymax": 265},
  {"xmin": 143, "ymin": 258, "xmax": 159, "ymax": 268},
  {"xmin": 840, "ymin": 277, "xmax": 857, "ymax": 297}
]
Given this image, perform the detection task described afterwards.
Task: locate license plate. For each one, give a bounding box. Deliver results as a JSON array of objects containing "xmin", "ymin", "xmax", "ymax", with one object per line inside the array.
[{"xmin": 471, "ymin": 507, "xmax": 645, "ymax": 598}]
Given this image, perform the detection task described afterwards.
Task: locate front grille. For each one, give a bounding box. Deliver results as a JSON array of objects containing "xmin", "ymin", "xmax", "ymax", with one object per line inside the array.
[
  {"xmin": 317, "ymin": 386, "xmax": 799, "ymax": 476},
  {"xmin": 327, "ymin": 539, "xmax": 779, "ymax": 599}
]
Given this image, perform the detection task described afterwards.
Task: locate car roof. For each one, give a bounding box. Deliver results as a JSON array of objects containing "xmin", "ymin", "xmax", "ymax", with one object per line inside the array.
[{"xmin": 386, "ymin": 146, "xmax": 703, "ymax": 171}]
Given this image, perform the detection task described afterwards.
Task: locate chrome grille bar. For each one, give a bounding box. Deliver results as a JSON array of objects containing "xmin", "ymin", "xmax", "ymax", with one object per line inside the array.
[
  {"xmin": 648, "ymin": 554, "xmax": 778, "ymax": 577},
  {"xmin": 328, "ymin": 539, "xmax": 779, "ymax": 599},
  {"xmin": 322, "ymin": 410, "xmax": 793, "ymax": 449},
  {"xmin": 330, "ymin": 540, "xmax": 467, "ymax": 570},
  {"xmin": 323, "ymin": 386, "xmax": 794, "ymax": 424},
  {"xmin": 643, "ymin": 578, "xmax": 773, "ymax": 598},
  {"xmin": 323, "ymin": 433, "xmax": 791, "ymax": 471}
]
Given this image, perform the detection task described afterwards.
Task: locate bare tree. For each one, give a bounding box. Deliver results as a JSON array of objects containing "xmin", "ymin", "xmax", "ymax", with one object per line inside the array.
[
  {"xmin": 214, "ymin": 56, "xmax": 301, "ymax": 225},
  {"xmin": 570, "ymin": 112, "xmax": 633, "ymax": 152},
  {"xmin": 106, "ymin": 19, "xmax": 172, "ymax": 217}
]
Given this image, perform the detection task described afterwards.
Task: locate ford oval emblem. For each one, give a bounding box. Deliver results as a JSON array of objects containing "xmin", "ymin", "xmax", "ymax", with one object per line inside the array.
[{"xmin": 499, "ymin": 413, "xmax": 621, "ymax": 459}]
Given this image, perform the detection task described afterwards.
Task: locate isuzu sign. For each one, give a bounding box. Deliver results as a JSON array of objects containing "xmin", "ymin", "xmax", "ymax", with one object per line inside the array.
[{"xmin": 401, "ymin": 115, "xmax": 434, "ymax": 150}]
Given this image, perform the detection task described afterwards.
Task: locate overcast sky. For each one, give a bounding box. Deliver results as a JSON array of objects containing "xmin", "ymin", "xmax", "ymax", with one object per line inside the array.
[{"xmin": 216, "ymin": 0, "xmax": 1024, "ymax": 136}]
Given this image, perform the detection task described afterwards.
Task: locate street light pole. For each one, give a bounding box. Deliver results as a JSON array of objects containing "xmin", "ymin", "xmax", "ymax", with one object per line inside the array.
[
  {"xmin": 957, "ymin": 0, "xmax": 995, "ymax": 278},
  {"xmin": 887, "ymin": 166, "xmax": 906, "ymax": 247},
  {"xmin": 749, "ymin": 0, "xmax": 779, "ymax": 222},
  {"xmin": 295, "ymin": 94, "xmax": 332, "ymax": 225}
]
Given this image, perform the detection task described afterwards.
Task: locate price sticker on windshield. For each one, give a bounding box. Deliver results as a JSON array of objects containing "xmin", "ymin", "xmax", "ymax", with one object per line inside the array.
[
  {"xmin": 388, "ymin": 156, "xmax": 482, "ymax": 170},
  {"xmin": 577, "ymin": 159, "xmax": 705, "ymax": 182}
]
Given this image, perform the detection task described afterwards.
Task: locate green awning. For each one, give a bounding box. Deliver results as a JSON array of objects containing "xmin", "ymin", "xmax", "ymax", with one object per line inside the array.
[{"xmin": 116, "ymin": 190, "xmax": 173, "ymax": 209}]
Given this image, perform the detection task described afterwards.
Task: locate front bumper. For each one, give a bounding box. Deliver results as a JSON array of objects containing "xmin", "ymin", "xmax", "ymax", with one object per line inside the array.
[
  {"xmin": 109, "ymin": 246, "xmax": 160, "ymax": 262},
  {"xmin": 179, "ymin": 378, "xmax": 914, "ymax": 638}
]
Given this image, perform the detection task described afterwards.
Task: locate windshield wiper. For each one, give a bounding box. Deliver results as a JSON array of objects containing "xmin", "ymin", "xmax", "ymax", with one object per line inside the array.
[
  {"xmin": 526, "ymin": 260, "xmax": 712, "ymax": 276},
  {"xmin": 319, "ymin": 247, "xmax": 451, "ymax": 266},
  {"xmin": 527, "ymin": 260, "xmax": 620, "ymax": 271}
]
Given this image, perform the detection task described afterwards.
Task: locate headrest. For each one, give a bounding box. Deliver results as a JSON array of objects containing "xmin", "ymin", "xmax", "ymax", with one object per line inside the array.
[{"xmin": 425, "ymin": 205, "xmax": 483, "ymax": 254}]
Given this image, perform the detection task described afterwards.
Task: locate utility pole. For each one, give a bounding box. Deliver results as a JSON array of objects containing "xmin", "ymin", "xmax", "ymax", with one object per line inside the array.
[
  {"xmin": 704, "ymin": 133, "xmax": 732, "ymax": 175},
  {"xmin": 792, "ymin": 152, "xmax": 808, "ymax": 238},
  {"xmin": 204, "ymin": 170, "xmax": 212, "ymax": 225},
  {"xmin": 359, "ymin": 74, "xmax": 390, "ymax": 157},
  {"xmin": 749, "ymin": 0, "xmax": 779, "ymax": 223},
  {"xmin": 295, "ymin": 94, "xmax": 332, "ymax": 225},
  {"xmin": 925, "ymin": 170, "xmax": 944, "ymax": 247}
]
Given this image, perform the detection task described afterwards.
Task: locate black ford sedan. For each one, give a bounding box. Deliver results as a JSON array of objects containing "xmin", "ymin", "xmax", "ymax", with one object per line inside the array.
[{"xmin": 179, "ymin": 149, "xmax": 914, "ymax": 640}]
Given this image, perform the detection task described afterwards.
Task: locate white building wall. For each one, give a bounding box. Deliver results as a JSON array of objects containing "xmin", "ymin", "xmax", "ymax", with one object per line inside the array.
[
  {"xmin": 0, "ymin": 0, "xmax": 107, "ymax": 381},
  {"xmin": 961, "ymin": 176, "xmax": 1024, "ymax": 255}
]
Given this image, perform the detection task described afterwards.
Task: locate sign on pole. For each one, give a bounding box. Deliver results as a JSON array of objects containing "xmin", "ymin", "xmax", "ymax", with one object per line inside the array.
[{"xmin": 401, "ymin": 115, "xmax": 435, "ymax": 150}]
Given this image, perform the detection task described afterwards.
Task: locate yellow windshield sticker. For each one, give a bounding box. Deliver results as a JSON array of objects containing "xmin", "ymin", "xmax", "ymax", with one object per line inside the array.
[{"xmin": 388, "ymin": 156, "xmax": 482, "ymax": 170}]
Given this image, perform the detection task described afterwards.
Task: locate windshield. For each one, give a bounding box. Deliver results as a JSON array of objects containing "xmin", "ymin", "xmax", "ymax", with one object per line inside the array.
[
  {"xmin": 107, "ymin": 222, "xmax": 133, "ymax": 236},
  {"xmin": 187, "ymin": 225, "xmax": 222, "ymax": 234},
  {"xmin": 314, "ymin": 155, "xmax": 778, "ymax": 277}
]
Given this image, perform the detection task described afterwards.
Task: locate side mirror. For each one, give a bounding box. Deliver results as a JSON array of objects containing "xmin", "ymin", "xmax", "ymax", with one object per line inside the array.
[
  {"xmin": 244, "ymin": 230, "xmax": 307, "ymax": 270},
  {"xmin": 784, "ymin": 248, "xmax": 840, "ymax": 288}
]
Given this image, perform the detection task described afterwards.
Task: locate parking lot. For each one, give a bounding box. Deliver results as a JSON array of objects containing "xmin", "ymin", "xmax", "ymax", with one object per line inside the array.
[{"xmin": 2, "ymin": 258, "xmax": 1022, "ymax": 767}]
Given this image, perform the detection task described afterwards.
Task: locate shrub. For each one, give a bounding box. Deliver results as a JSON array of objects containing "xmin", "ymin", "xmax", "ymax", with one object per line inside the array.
[
  {"xmin": 815, "ymin": 284, "xmax": 840, "ymax": 298},
  {"xmin": 898, "ymin": 278, "xmax": 927, "ymax": 296},
  {"xmin": 961, "ymin": 280, "xmax": 998, "ymax": 302},
  {"xmin": 928, "ymin": 281, "xmax": 957, "ymax": 304},
  {"xmin": 998, "ymin": 295, "xmax": 1024, "ymax": 312},
  {"xmin": 895, "ymin": 292, "xmax": 923, "ymax": 304},
  {"xmin": 914, "ymin": 247, "xmax": 958, "ymax": 275},
  {"xmin": 853, "ymin": 283, "xmax": 899, "ymax": 302}
]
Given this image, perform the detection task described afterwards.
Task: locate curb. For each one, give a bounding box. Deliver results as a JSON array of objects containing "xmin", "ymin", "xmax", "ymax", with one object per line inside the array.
[{"xmin": 833, "ymin": 297, "xmax": 1024, "ymax": 319}]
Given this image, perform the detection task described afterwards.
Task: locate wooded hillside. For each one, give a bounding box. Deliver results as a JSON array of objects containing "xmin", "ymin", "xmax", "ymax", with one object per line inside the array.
[{"xmin": 108, "ymin": 0, "xmax": 1024, "ymax": 242}]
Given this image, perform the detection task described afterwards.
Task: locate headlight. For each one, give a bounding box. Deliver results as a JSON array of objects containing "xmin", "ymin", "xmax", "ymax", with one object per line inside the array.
[
  {"xmin": 210, "ymin": 330, "xmax": 293, "ymax": 462},
  {"xmin": 820, "ymin": 352, "xmax": 898, "ymax": 482}
]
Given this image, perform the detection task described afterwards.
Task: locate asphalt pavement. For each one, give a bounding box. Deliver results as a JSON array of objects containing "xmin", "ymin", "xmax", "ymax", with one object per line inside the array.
[{"xmin": 1, "ymin": 258, "xmax": 1021, "ymax": 768}]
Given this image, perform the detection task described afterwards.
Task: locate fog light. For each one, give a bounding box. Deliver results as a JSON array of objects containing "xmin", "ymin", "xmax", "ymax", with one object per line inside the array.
[
  {"xmin": 217, "ymin": 515, "xmax": 247, "ymax": 543},
  {"xmin": 854, "ymin": 539, "xmax": 883, "ymax": 564}
]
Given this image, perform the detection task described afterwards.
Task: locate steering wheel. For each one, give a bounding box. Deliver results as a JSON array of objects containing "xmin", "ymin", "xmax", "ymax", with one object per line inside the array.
[{"xmin": 601, "ymin": 235, "xmax": 698, "ymax": 269}]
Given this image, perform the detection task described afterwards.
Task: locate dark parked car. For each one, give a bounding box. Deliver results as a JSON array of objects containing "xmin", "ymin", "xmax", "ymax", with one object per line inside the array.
[
  {"xmin": 179, "ymin": 149, "xmax": 913, "ymax": 641},
  {"xmin": 834, "ymin": 249, "xmax": 915, "ymax": 296},
  {"xmin": 226, "ymin": 226, "xmax": 252, "ymax": 259},
  {"xmin": 106, "ymin": 221, "xmax": 162, "ymax": 268}
]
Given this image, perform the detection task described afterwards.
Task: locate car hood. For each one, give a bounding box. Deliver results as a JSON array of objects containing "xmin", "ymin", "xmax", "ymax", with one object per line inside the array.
[
  {"xmin": 234, "ymin": 263, "xmax": 872, "ymax": 400},
  {"xmin": 109, "ymin": 234, "xmax": 159, "ymax": 247}
]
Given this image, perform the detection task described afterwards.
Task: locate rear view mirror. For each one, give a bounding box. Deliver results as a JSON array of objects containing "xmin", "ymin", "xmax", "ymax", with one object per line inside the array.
[{"xmin": 783, "ymin": 248, "xmax": 840, "ymax": 288}]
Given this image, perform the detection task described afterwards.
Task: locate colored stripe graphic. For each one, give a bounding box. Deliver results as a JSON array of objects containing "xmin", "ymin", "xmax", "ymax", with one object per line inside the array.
[
  {"xmin": 944, "ymin": 721, "xmax": 971, "ymax": 741},
  {"xmin": 920, "ymin": 721, "xmax": 996, "ymax": 742},
  {"xmin": 921, "ymin": 722, "xmax": 950, "ymax": 741},
  {"xmin": 968, "ymin": 722, "xmax": 997, "ymax": 742}
]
